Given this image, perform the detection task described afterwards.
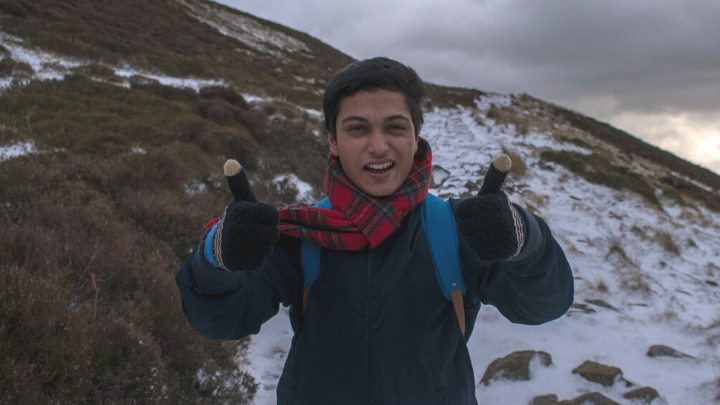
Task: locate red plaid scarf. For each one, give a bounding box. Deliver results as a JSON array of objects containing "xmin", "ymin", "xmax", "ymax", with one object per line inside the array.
[{"xmin": 278, "ymin": 138, "xmax": 432, "ymax": 250}]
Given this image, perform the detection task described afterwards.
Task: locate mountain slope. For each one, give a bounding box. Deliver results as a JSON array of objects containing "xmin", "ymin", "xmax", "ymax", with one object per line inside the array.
[{"xmin": 1, "ymin": 0, "xmax": 718, "ymax": 403}]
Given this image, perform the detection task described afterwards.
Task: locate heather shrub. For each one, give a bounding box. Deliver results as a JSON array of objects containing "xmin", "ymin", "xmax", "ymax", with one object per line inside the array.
[
  {"xmin": 0, "ymin": 115, "xmax": 258, "ymax": 404},
  {"xmin": 200, "ymin": 85, "xmax": 249, "ymax": 109},
  {"xmin": 0, "ymin": 3, "xmax": 340, "ymax": 401}
]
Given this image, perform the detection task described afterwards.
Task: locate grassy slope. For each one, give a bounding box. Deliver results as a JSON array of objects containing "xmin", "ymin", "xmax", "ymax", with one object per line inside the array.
[{"xmin": 0, "ymin": 1, "xmax": 329, "ymax": 398}]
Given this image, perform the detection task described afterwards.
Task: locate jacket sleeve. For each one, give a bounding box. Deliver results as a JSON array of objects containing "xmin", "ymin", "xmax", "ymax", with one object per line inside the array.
[
  {"xmin": 175, "ymin": 235, "xmax": 303, "ymax": 340},
  {"xmin": 452, "ymin": 200, "xmax": 574, "ymax": 325}
]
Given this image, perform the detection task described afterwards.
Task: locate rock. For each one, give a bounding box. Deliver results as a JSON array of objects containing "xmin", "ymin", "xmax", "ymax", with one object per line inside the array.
[
  {"xmin": 480, "ymin": 350, "xmax": 553, "ymax": 385},
  {"xmin": 572, "ymin": 360, "xmax": 623, "ymax": 386},
  {"xmin": 623, "ymin": 386, "xmax": 660, "ymax": 403},
  {"xmin": 530, "ymin": 394, "xmax": 559, "ymax": 405},
  {"xmin": 559, "ymin": 392, "xmax": 620, "ymax": 405},
  {"xmin": 646, "ymin": 344, "xmax": 695, "ymax": 359}
]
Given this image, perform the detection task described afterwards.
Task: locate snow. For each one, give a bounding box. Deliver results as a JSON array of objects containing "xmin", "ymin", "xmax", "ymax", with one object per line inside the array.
[
  {"xmin": 184, "ymin": 179, "xmax": 208, "ymax": 196},
  {"xmin": 272, "ymin": 173, "xmax": 315, "ymax": 204},
  {"xmin": 244, "ymin": 93, "xmax": 720, "ymax": 404},
  {"xmin": 304, "ymin": 108, "xmax": 322, "ymax": 118},
  {"xmin": 244, "ymin": 307, "xmax": 293, "ymax": 401},
  {"xmin": 0, "ymin": 140, "xmax": 36, "ymax": 162},
  {"xmin": 475, "ymin": 93, "xmax": 512, "ymax": 111},
  {"xmin": 113, "ymin": 66, "xmax": 225, "ymax": 91},
  {"xmin": 0, "ymin": 31, "xmax": 226, "ymax": 93},
  {"xmin": 0, "ymin": 31, "xmax": 84, "ymax": 91},
  {"xmin": 241, "ymin": 93, "xmax": 264, "ymax": 103},
  {"xmin": 177, "ymin": 0, "xmax": 310, "ymax": 57}
]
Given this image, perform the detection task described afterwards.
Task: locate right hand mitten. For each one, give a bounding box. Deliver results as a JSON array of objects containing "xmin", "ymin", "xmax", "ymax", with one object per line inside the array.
[{"xmin": 204, "ymin": 160, "xmax": 280, "ymax": 271}]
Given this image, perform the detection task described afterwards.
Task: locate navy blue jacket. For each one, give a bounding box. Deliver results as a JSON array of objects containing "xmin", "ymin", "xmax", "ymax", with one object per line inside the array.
[{"xmin": 176, "ymin": 201, "xmax": 573, "ymax": 405}]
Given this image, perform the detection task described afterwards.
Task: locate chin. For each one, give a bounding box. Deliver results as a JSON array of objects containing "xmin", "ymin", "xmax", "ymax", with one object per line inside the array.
[{"xmin": 362, "ymin": 184, "xmax": 398, "ymax": 198}]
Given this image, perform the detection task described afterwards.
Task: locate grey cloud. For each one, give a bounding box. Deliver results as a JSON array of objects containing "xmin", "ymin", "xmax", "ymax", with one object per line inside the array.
[
  {"xmin": 223, "ymin": 0, "xmax": 720, "ymax": 171},
  {"xmin": 225, "ymin": 0, "xmax": 720, "ymax": 114}
]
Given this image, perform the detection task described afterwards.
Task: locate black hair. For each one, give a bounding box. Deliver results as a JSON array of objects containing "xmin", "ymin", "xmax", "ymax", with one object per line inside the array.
[{"xmin": 323, "ymin": 57, "xmax": 424, "ymax": 138}]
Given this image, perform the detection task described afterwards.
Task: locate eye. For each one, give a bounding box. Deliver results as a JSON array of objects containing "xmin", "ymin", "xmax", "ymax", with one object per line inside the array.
[
  {"xmin": 387, "ymin": 123, "xmax": 409, "ymax": 133},
  {"xmin": 347, "ymin": 125, "xmax": 366, "ymax": 134}
]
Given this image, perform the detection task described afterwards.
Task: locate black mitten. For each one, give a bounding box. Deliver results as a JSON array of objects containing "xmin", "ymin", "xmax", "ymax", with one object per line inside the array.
[
  {"xmin": 456, "ymin": 155, "xmax": 526, "ymax": 261},
  {"xmin": 209, "ymin": 160, "xmax": 279, "ymax": 271}
]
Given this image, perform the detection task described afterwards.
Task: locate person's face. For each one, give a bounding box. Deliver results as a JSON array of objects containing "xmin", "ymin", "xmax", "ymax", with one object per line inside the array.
[{"xmin": 328, "ymin": 89, "xmax": 419, "ymax": 197}]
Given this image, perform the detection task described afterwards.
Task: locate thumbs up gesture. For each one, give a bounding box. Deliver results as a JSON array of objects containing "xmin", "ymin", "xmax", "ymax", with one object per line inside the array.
[
  {"xmin": 209, "ymin": 160, "xmax": 280, "ymax": 271},
  {"xmin": 456, "ymin": 155, "xmax": 526, "ymax": 261}
]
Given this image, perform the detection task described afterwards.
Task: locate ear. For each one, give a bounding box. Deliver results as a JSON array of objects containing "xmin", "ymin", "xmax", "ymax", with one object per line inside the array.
[{"xmin": 327, "ymin": 132, "xmax": 339, "ymax": 157}]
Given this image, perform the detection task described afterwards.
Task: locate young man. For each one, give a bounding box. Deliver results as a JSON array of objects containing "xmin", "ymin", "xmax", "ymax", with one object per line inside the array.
[{"xmin": 176, "ymin": 57, "xmax": 573, "ymax": 405}]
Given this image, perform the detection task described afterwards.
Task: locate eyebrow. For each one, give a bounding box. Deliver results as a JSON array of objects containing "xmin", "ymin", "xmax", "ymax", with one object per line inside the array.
[{"xmin": 340, "ymin": 114, "xmax": 411, "ymax": 124}]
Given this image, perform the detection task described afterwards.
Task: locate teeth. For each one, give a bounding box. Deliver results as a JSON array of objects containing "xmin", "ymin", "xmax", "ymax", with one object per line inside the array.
[{"xmin": 366, "ymin": 162, "xmax": 393, "ymax": 170}]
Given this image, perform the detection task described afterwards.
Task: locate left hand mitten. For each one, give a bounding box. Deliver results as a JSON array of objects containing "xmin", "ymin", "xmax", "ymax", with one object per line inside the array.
[{"xmin": 456, "ymin": 155, "xmax": 526, "ymax": 261}]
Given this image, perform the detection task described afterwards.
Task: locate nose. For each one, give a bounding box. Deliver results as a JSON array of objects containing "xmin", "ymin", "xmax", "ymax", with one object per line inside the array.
[{"xmin": 367, "ymin": 129, "xmax": 389, "ymax": 156}]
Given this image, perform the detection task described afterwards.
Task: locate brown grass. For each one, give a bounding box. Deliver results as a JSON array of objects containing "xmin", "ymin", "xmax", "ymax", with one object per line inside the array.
[
  {"xmin": 607, "ymin": 242, "xmax": 636, "ymax": 268},
  {"xmin": 501, "ymin": 146, "xmax": 528, "ymax": 177},
  {"xmin": 654, "ymin": 231, "xmax": 680, "ymax": 255},
  {"xmin": 593, "ymin": 279, "xmax": 609, "ymax": 294},
  {"xmin": 0, "ymin": 150, "xmax": 261, "ymax": 403},
  {"xmin": 0, "ymin": 72, "xmax": 328, "ymax": 403},
  {"xmin": 549, "ymin": 103, "xmax": 720, "ymax": 211},
  {"xmin": 541, "ymin": 150, "xmax": 662, "ymax": 209}
]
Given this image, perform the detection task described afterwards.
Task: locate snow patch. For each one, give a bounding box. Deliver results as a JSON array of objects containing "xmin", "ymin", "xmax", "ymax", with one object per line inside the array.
[
  {"xmin": 304, "ymin": 108, "xmax": 322, "ymax": 118},
  {"xmin": 184, "ymin": 179, "xmax": 208, "ymax": 196},
  {"xmin": 241, "ymin": 93, "xmax": 264, "ymax": 103},
  {"xmin": 0, "ymin": 31, "xmax": 85, "ymax": 90},
  {"xmin": 0, "ymin": 140, "xmax": 36, "ymax": 162},
  {"xmin": 113, "ymin": 66, "xmax": 225, "ymax": 92},
  {"xmin": 177, "ymin": 0, "xmax": 310, "ymax": 57},
  {"xmin": 475, "ymin": 93, "xmax": 512, "ymax": 111},
  {"xmin": 272, "ymin": 174, "xmax": 315, "ymax": 203}
]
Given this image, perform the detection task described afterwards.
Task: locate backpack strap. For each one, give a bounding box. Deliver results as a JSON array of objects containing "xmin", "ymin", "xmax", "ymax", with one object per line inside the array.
[
  {"xmin": 300, "ymin": 195, "xmax": 468, "ymax": 337},
  {"xmin": 421, "ymin": 194, "xmax": 466, "ymax": 336},
  {"xmin": 300, "ymin": 197, "xmax": 330, "ymax": 315}
]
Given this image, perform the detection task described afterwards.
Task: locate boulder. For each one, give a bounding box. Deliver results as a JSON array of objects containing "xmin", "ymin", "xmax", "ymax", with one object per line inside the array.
[
  {"xmin": 531, "ymin": 392, "xmax": 622, "ymax": 405},
  {"xmin": 529, "ymin": 394, "xmax": 559, "ymax": 405},
  {"xmin": 646, "ymin": 344, "xmax": 694, "ymax": 359},
  {"xmin": 572, "ymin": 360, "xmax": 623, "ymax": 386},
  {"xmin": 481, "ymin": 350, "xmax": 552, "ymax": 385},
  {"xmin": 623, "ymin": 386, "xmax": 660, "ymax": 403},
  {"xmin": 559, "ymin": 392, "xmax": 620, "ymax": 405}
]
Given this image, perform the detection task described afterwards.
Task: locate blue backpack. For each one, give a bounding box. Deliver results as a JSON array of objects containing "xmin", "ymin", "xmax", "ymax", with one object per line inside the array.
[{"xmin": 300, "ymin": 194, "xmax": 475, "ymax": 339}]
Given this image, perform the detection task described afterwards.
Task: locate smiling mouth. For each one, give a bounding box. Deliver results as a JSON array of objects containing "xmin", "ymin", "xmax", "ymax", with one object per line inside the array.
[{"xmin": 364, "ymin": 162, "xmax": 394, "ymax": 173}]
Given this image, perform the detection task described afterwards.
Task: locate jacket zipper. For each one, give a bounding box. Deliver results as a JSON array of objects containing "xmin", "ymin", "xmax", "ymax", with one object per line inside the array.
[{"xmin": 366, "ymin": 250, "xmax": 371, "ymax": 403}]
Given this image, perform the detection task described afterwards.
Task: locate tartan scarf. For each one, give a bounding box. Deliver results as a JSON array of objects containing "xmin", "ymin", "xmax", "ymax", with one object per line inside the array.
[{"xmin": 278, "ymin": 138, "xmax": 432, "ymax": 251}]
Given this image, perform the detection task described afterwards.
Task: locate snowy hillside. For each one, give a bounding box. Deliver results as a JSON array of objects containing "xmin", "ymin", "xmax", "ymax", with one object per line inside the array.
[{"xmin": 244, "ymin": 94, "xmax": 720, "ymax": 404}]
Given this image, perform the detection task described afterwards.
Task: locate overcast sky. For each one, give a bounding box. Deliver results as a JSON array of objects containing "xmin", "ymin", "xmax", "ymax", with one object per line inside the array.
[{"xmin": 218, "ymin": 0, "xmax": 720, "ymax": 174}]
